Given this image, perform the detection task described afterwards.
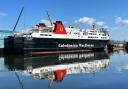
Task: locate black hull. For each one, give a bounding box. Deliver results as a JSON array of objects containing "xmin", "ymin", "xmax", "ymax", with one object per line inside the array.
[{"xmin": 4, "ymin": 36, "xmax": 109, "ymax": 54}]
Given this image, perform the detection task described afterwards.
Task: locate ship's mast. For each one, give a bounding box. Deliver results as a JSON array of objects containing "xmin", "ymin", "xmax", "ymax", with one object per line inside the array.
[
  {"xmin": 12, "ymin": 7, "xmax": 24, "ymax": 32},
  {"xmin": 46, "ymin": 11, "xmax": 53, "ymax": 26}
]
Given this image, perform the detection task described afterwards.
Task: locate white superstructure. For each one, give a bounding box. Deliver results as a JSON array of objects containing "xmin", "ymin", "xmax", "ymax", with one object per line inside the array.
[{"xmin": 16, "ymin": 24, "xmax": 110, "ymax": 40}]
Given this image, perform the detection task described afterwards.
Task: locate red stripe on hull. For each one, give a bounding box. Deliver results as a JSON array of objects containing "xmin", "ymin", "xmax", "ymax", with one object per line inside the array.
[{"xmin": 32, "ymin": 50, "xmax": 92, "ymax": 55}]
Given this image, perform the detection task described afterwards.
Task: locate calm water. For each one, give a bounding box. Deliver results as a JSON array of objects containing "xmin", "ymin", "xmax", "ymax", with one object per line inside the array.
[{"xmin": 0, "ymin": 51, "xmax": 128, "ymax": 89}]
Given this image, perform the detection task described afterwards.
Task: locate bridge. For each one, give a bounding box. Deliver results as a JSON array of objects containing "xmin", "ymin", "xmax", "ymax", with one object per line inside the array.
[{"xmin": 0, "ymin": 30, "xmax": 13, "ymax": 48}]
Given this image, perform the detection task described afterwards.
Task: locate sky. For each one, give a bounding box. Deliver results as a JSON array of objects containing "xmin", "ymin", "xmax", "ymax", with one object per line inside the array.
[{"xmin": 0, "ymin": 0, "xmax": 128, "ymax": 40}]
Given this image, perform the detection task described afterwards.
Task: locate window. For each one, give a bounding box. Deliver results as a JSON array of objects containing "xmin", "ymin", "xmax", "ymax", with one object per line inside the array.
[
  {"xmin": 40, "ymin": 34, "xmax": 44, "ymax": 36},
  {"xmin": 40, "ymin": 34, "xmax": 52, "ymax": 36}
]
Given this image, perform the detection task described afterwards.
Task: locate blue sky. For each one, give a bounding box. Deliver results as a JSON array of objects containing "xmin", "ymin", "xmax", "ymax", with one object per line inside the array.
[{"xmin": 0, "ymin": 0, "xmax": 128, "ymax": 40}]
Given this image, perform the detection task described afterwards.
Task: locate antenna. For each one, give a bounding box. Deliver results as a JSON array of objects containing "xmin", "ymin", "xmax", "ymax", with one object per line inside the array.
[
  {"xmin": 12, "ymin": 7, "xmax": 24, "ymax": 32},
  {"xmin": 92, "ymin": 22, "xmax": 96, "ymax": 31},
  {"xmin": 46, "ymin": 11, "xmax": 53, "ymax": 26}
]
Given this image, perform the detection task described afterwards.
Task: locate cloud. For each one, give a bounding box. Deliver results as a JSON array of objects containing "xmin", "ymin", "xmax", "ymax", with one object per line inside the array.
[
  {"xmin": 75, "ymin": 17, "xmax": 108, "ymax": 28},
  {"xmin": 0, "ymin": 12, "xmax": 7, "ymax": 17},
  {"xmin": 75, "ymin": 17, "xmax": 96, "ymax": 25},
  {"xmin": 102, "ymin": 25, "xmax": 109, "ymax": 29},
  {"xmin": 97, "ymin": 21, "xmax": 105, "ymax": 26},
  {"xmin": 40, "ymin": 19, "xmax": 68, "ymax": 26},
  {"xmin": 115, "ymin": 17, "xmax": 128, "ymax": 26},
  {"xmin": 41, "ymin": 19, "xmax": 50, "ymax": 25},
  {"xmin": 115, "ymin": 17, "xmax": 122, "ymax": 24}
]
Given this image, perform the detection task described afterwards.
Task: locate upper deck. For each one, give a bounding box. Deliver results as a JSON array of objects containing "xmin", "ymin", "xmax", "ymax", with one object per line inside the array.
[
  {"xmin": 16, "ymin": 26, "xmax": 109, "ymax": 40},
  {"xmin": 14, "ymin": 21, "xmax": 110, "ymax": 40}
]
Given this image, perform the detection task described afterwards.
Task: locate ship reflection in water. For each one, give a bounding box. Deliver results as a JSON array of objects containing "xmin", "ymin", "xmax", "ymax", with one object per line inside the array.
[
  {"xmin": 3, "ymin": 51, "xmax": 109, "ymax": 89},
  {"xmin": 27, "ymin": 53, "xmax": 109, "ymax": 81}
]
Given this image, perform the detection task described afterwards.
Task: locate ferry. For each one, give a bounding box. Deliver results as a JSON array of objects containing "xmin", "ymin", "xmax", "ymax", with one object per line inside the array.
[{"xmin": 4, "ymin": 12, "xmax": 110, "ymax": 54}]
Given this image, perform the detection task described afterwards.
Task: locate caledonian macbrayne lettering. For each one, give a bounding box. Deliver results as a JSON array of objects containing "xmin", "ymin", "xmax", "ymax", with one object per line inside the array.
[{"xmin": 58, "ymin": 43, "xmax": 94, "ymax": 48}]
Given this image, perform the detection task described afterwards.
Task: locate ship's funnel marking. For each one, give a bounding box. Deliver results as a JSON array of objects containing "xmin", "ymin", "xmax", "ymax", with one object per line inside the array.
[{"xmin": 54, "ymin": 21, "xmax": 67, "ymax": 34}]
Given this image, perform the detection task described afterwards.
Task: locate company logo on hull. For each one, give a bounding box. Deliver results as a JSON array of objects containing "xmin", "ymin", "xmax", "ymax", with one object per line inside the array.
[{"xmin": 58, "ymin": 43, "xmax": 94, "ymax": 48}]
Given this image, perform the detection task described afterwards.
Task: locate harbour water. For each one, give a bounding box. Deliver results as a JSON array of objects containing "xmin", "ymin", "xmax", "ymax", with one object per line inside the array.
[{"xmin": 0, "ymin": 50, "xmax": 128, "ymax": 89}]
